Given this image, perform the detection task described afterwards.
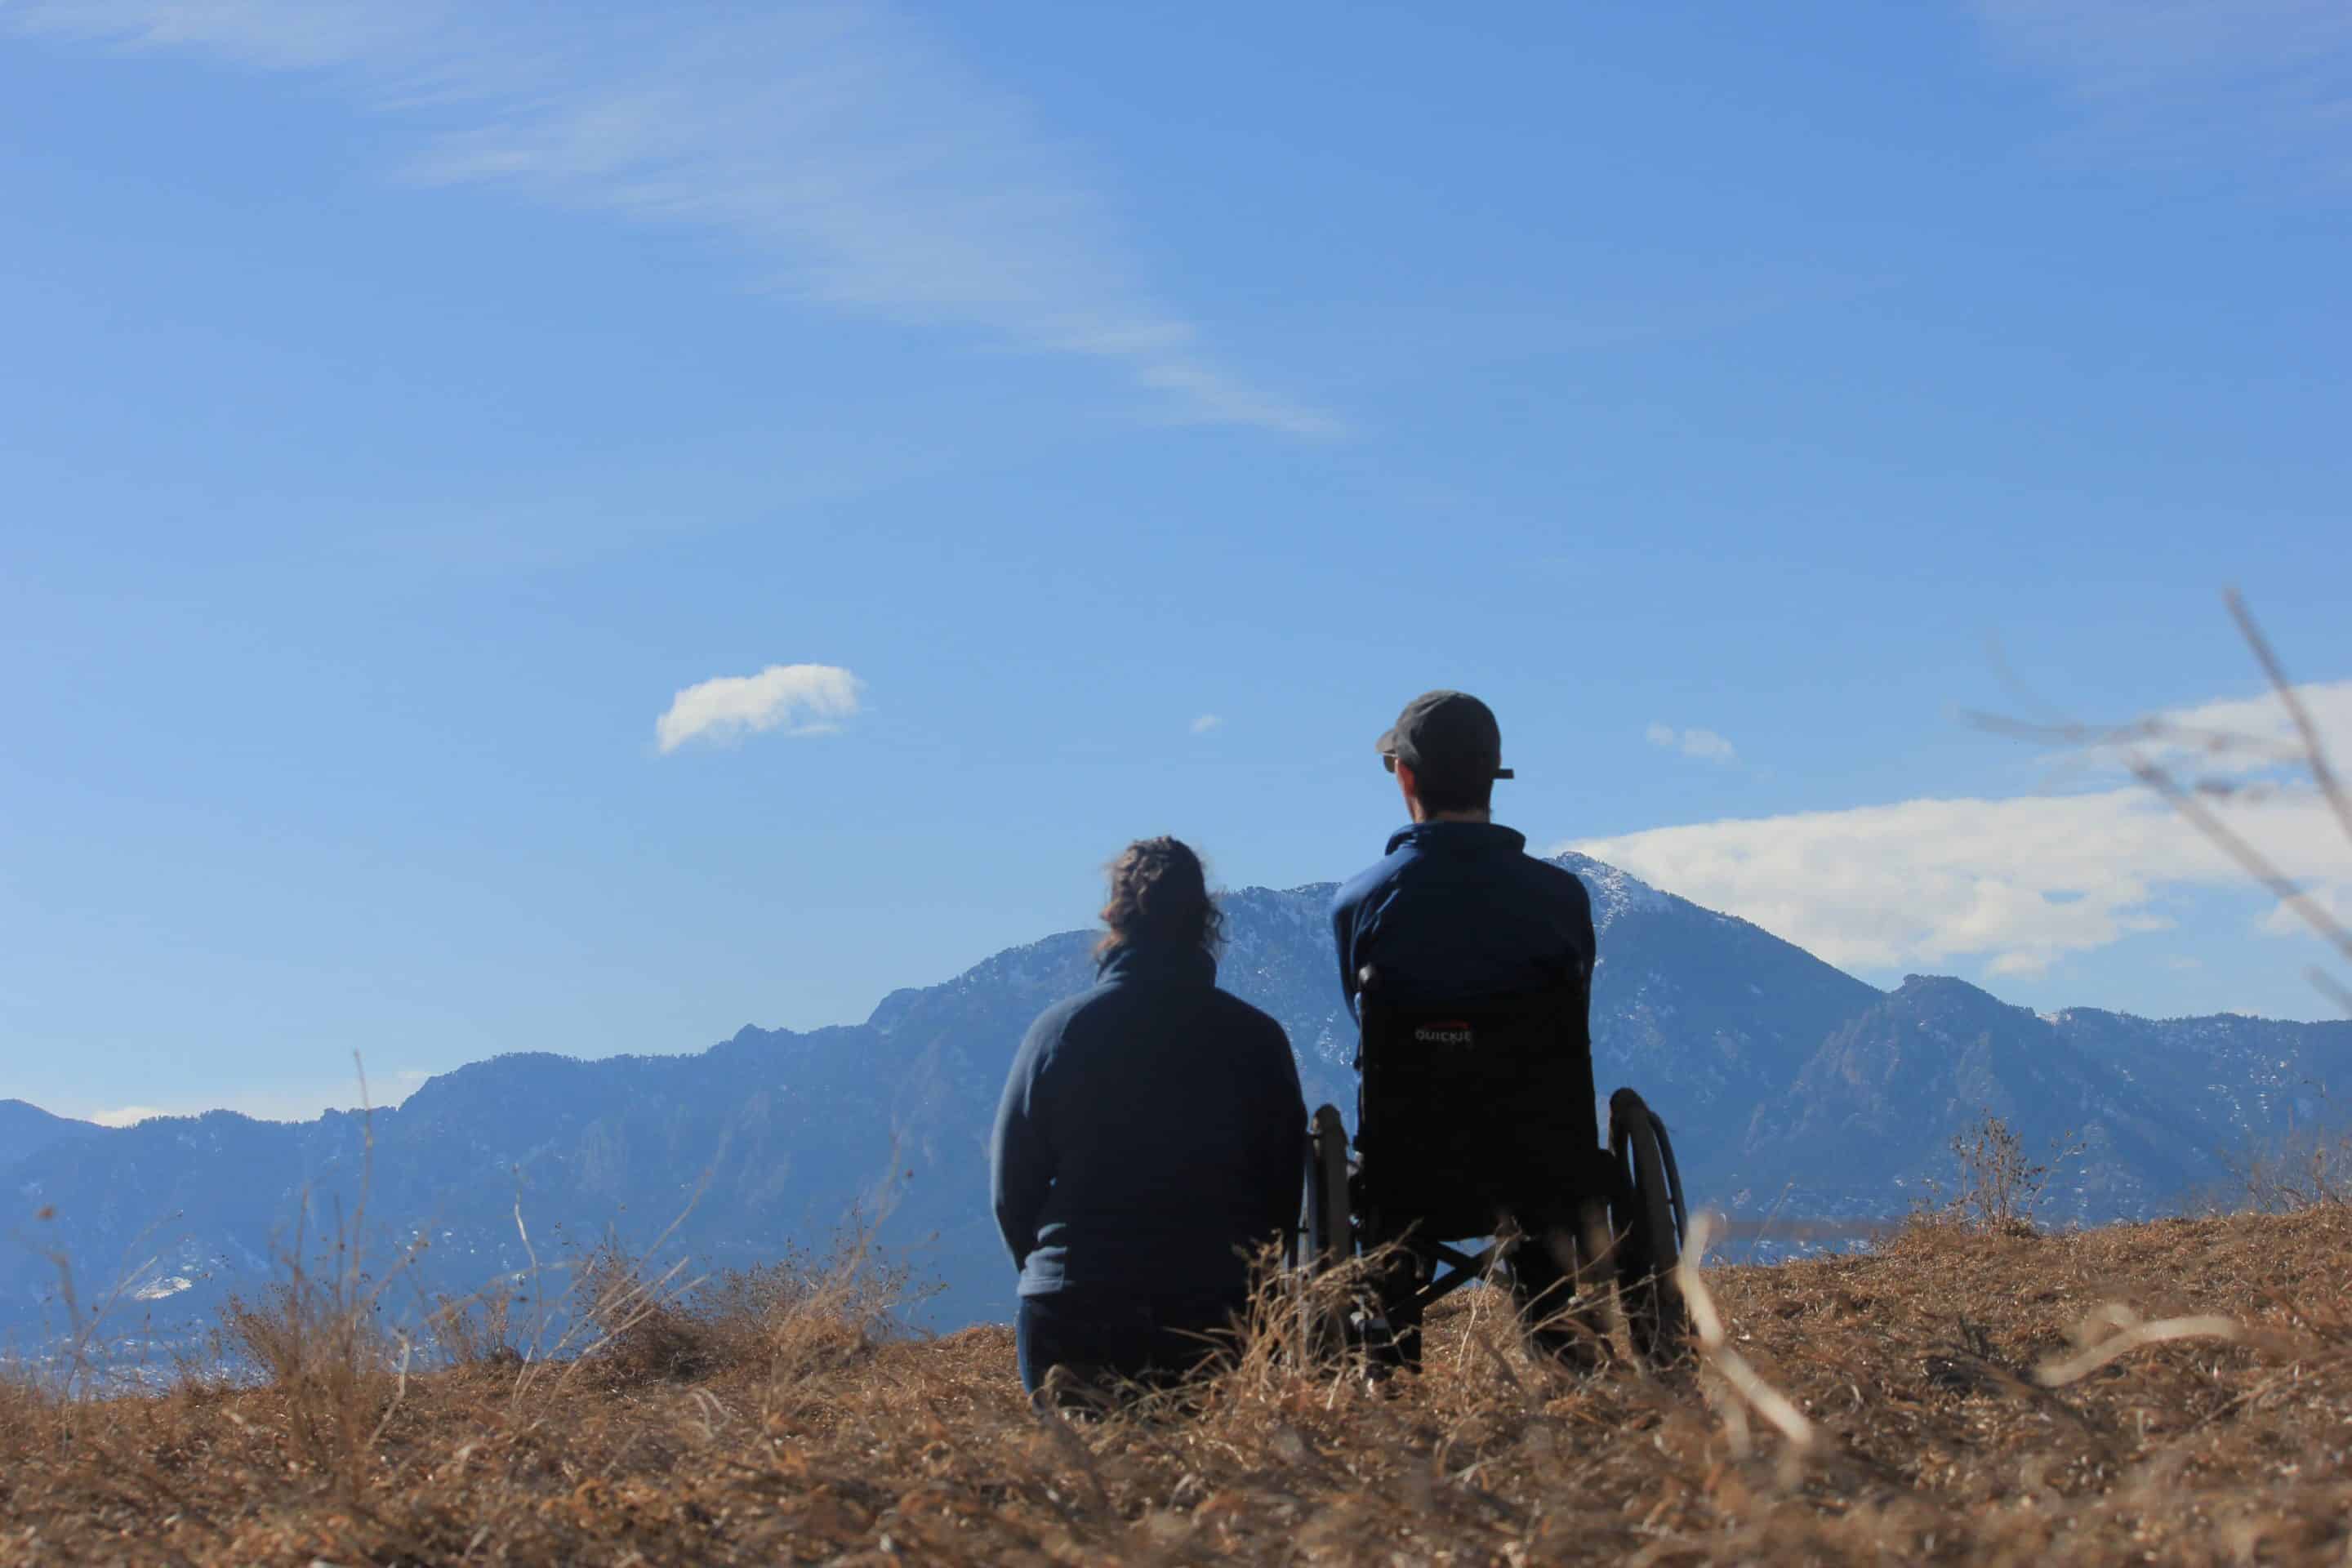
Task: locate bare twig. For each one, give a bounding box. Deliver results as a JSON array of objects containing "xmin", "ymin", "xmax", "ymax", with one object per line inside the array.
[
  {"xmin": 2132, "ymin": 760, "xmax": 2352, "ymax": 968},
  {"xmin": 1675, "ymin": 1216, "xmax": 1815, "ymax": 1454},
  {"xmin": 2227, "ymin": 586, "xmax": 2352, "ymax": 847},
  {"xmin": 1971, "ymin": 590, "xmax": 2352, "ymax": 1015},
  {"xmin": 2036, "ymin": 1314, "xmax": 2241, "ymax": 1388}
]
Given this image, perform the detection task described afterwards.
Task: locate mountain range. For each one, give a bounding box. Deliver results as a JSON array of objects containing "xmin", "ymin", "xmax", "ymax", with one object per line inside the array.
[
  {"xmin": 6, "ymin": 853, "xmax": 2347, "ymax": 1354},
  {"xmin": 0, "ymin": 1101, "xmax": 100, "ymax": 1170}
]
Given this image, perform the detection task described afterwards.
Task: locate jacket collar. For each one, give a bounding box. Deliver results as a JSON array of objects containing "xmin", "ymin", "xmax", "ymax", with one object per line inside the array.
[
  {"xmin": 1383, "ymin": 820, "xmax": 1528, "ymax": 858},
  {"xmin": 1098, "ymin": 941, "xmax": 1218, "ymax": 988}
]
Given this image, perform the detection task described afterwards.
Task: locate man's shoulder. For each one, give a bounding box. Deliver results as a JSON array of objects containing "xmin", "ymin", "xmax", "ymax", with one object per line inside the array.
[
  {"xmin": 1518, "ymin": 852, "xmax": 1592, "ymax": 906},
  {"xmin": 1332, "ymin": 848, "xmax": 1412, "ymax": 916}
]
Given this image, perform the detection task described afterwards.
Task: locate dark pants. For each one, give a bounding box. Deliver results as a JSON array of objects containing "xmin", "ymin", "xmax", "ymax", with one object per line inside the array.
[
  {"xmin": 1367, "ymin": 1212, "xmax": 1595, "ymax": 1374},
  {"xmin": 1015, "ymin": 1289, "xmax": 1246, "ymax": 1397}
]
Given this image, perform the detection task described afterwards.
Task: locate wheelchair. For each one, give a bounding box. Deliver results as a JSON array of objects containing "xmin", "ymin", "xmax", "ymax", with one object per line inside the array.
[{"xmin": 1291, "ymin": 967, "xmax": 1691, "ymax": 1370}]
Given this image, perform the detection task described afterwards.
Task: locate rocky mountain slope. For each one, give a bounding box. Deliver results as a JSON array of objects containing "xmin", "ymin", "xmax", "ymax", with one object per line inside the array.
[
  {"xmin": 7, "ymin": 855, "xmax": 2346, "ymax": 1351},
  {"xmin": 0, "ymin": 1102, "xmax": 98, "ymax": 1169}
]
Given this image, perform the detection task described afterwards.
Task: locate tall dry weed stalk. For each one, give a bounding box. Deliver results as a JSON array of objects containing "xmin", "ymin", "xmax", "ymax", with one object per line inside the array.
[
  {"xmin": 1977, "ymin": 587, "xmax": 2352, "ymax": 1014},
  {"xmin": 20, "ymin": 1203, "xmax": 189, "ymax": 1403},
  {"xmin": 213, "ymin": 1075, "xmax": 424, "ymax": 1502}
]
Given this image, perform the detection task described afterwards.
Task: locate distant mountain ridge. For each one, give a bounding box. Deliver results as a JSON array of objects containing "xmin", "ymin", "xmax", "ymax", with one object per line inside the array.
[
  {"xmin": 7, "ymin": 854, "xmax": 2348, "ymax": 1349},
  {"xmin": 0, "ymin": 1100, "xmax": 100, "ymax": 1168}
]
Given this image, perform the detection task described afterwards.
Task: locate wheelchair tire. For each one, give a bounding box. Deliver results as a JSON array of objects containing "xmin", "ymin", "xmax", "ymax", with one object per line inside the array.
[
  {"xmin": 1299, "ymin": 1103, "xmax": 1353, "ymax": 1361},
  {"xmin": 1610, "ymin": 1089, "xmax": 1690, "ymax": 1364},
  {"xmin": 1652, "ymin": 1107, "xmax": 1691, "ymax": 1246}
]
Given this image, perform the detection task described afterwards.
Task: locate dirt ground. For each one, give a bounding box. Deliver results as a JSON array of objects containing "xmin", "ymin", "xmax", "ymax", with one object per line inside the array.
[{"xmin": 7, "ymin": 1207, "xmax": 2352, "ymax": 1565}]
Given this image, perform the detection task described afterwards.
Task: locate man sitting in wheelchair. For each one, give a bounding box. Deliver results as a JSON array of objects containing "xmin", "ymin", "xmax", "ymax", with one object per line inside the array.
[{"xmin": 1330, "ymin": 689, "xmax": 1605, "ymax": 1373}]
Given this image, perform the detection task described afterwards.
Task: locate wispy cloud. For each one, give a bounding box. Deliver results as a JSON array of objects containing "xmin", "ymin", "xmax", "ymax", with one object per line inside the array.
[
  {"xmin": 1191, "ymin": 713, "xmax": 1224, "ymax": 736},
  {"xmin": 11, "ymin": 0, "xmax": 1339, "ymax": 434},
  {"xmin": 1645, "ymin": 722, "xmax": 1737, "ymax": 763},
  {"xmin": 1577, "ymin": 679, "xmax": 2352, "ymax": 980},
  {"xmin": 1973, "ymin": 0, "xmax": 2352, "ymax": 177},
  {"xmin": 656, "ymin": 662, "xmax": 863, "ymax": 753},
  {"xmin": 1568, "ymin": 783, "xmax": 2352, "ymax": 980}
]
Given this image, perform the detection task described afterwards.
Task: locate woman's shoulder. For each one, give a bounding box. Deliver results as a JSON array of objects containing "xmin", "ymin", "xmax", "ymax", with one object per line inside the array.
[
  {"xmin": 1207, "ymin": 986, "xmax": 1289, "ymax": 1040},
  {"xmin": 1022, "ymin": 982, "xmax": 1109, "ymax": 1044}
]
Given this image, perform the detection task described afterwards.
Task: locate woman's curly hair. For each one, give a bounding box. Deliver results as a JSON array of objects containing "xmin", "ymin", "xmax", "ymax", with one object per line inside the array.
[{"xmin": 1096, "ymin": 836, "xmax": 1224, "ymax": 958}]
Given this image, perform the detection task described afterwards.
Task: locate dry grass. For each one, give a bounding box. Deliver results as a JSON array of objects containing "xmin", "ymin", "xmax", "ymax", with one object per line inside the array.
[
  {"xmin": 9, "ymin": 1209, "xmax": 2352, "ymax": 1565},
  {"xmin": 2232, "ymin": 1127, "xmax": 2352, "ymax": 1215}
]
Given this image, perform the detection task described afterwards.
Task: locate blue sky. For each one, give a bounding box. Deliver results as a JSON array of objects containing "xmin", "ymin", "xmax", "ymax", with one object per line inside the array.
[{"xmin": 4, "ymin": 1, "xmax": 2348, "ymax": 1124}]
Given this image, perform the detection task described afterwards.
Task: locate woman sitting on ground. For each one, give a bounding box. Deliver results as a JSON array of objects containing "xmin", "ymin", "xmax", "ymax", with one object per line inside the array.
[{"xmin": 989, "ymin": 836, "xmax": 1305, "ymax": 1398}]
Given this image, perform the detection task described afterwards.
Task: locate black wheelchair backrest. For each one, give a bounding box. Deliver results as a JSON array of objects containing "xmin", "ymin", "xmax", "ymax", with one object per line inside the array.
[{"xmin": 1352, "ymin": 967, "xmax": 1598, "ymax": 1232}]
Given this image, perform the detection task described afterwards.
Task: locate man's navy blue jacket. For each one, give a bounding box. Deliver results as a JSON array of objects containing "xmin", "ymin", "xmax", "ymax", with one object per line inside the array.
[
  {"xmin": 1330, "ymin": 822, "xmax": 1596, "ymax": 1011},
  {"xmin": 989, "ymin": 942, "xmax": 1304, "ymax": 1301}
]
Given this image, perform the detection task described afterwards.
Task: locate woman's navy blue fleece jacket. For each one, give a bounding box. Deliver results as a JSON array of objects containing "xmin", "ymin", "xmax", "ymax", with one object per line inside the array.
[{"xmin": 989, "ymin": 942, "xmax": 1305, "ymax": 1301}]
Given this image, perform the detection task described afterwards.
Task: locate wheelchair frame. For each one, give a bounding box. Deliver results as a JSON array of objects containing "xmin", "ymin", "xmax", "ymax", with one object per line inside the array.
[{"xmin": 1290, "ymin": 971, "xmax": 1692, "ymax": 1368}]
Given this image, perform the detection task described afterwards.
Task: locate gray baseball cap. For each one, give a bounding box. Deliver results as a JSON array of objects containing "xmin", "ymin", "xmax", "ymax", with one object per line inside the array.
[{"xmin": 1375, "ymin": 690, "xmax": 1514, "ymax": 785}]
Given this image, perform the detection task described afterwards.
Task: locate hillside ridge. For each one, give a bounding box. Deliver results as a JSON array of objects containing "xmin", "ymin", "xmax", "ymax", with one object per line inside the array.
[{"xmin": 6, "ymin": 855, "xmax": 2348, "ymax": 1348}]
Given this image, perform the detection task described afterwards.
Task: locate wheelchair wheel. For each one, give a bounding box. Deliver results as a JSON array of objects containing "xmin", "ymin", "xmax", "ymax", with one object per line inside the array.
[
  {"xmin": 1299, "ymin": 1103, "xmax": 1353, "ymax": 1361},
  {"xmin": 1609, "ymin": 1089, "xmax": 1690, "ymax": 1364}
]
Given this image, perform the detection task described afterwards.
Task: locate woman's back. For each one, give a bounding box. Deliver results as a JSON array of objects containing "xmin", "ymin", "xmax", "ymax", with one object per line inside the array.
[
  {"xmin": 993, "ymin": 939, "xmax": 1303, "ymax": 1302},
  {"xmin": 990, "ymin": 836, "xmax": 1307, "ymax": 1392}
]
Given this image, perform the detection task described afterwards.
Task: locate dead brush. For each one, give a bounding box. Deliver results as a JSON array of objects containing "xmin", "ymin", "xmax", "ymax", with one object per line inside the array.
[
  {"xmin": 1060, "ymin": 1236, "xmax": 1496, "ymax": 1423},
  {"xmin": 1192, "ymin": 1239, "xmax": 1386, "ymax": 1407},
  {"xmin": 212, "ymin": 1229, "xmax": 415, "ymax": 1504},
  {"xmin": 562, "ymin": 1221, "xmax": 932, "ymax": 1405},
  {"xmin": 0, "ymin": 1355, "xmax": 63, "ymax": 1459},
  {"xmin": 2231, "ymin": 1121, "xmax": 2352, "ymax": 1214},
  {"xmin": 1913, "ymin": 1108, "xmax": 2082, "ymax": 1237},
  {"xmin": 573, "ymin": 1237, "xmax": 710, "ymax": 1387},
  {"xmin": 425, "ymin": 1285, "xmax": 526, "ymax": 1370},
  {"xmin": 699, "ymin": 1232, "xmax": 933, "ymax": 1389},
  {"xmin": 204, "ymin": 1063, "xmax": 424, "ymax": 1505}
]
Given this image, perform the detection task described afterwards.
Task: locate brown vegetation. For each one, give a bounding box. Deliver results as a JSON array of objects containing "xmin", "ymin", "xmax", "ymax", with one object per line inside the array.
[
  {"xmin": 9, "ymin": 1205, "xmax": 2352, "ymax": 1565},
  {"xmin": 1914, "ymin": 1110, "xmax": 2084, "ymax": 1236}
]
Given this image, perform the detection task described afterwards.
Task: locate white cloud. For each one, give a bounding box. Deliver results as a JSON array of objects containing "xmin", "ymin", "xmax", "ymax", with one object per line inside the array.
[
  {"xmin": 1582, "ymin": 679, "xmax": 2352, "ymax": 976},
  {"xmin": 1646, "ymin": 723, "xmax": 1737, "ymax": 763},
  {"xmin": 1191, "ymin": 713, "xmax": 1223, "ymax": 735},
  {"xmin": 83, "ymin": 1069, "xmax": 433, "ymax": 1126},
  {"xmin": 1566, "ymin": 782, "xmax": 2352, "ymax": 980},
  {"xmin": 1587, "ymin": 677, "xmax": 2352, "ymax": 979},
  {"xmin": 656, "ymin": 662, "xmax": 862, "ymax": 754},
  {"xmin": 2104, "ymin": 679, "xmax": 2352, "ymax": 781},
  {"xmin": 1682, "ymin": 728, "xmax": 1736, "ymax": 763},
  {"xmin": 10, "ymin": 1, "xmax": 1337, "ymax": 435},
  {"xmin": 1973, "ymin": 0, "xmax": 2352, "ymax": 177}
]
